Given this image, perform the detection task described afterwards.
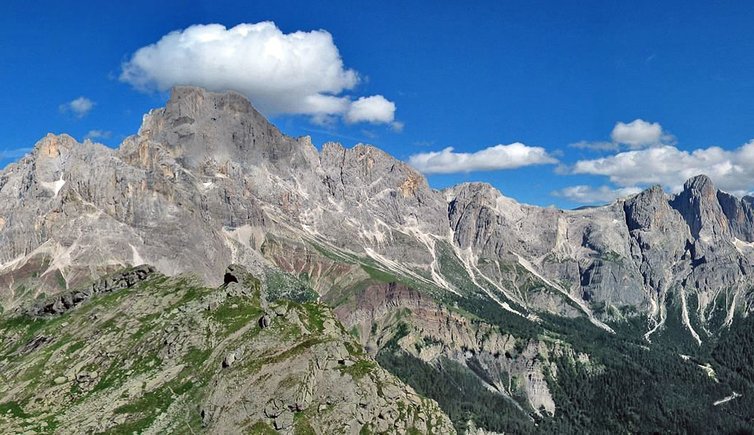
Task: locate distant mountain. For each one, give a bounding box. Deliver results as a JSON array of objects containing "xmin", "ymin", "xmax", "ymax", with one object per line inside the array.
[{"xmin": 1, "ymin": 87, "xmax": 753, "ymax": 432}]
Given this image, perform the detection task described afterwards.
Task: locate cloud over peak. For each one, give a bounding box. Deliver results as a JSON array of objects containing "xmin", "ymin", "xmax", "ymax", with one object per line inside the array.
[
  {"xmin": 408, "ymin": 143, "xmax": 558, "ymax": 174},
  {"xmin": 571, "ymin": 141, "xmax": 754, "ymax": 196},
  {"xmin": 120, "ymin": 22, "xmax": 397, "ymax": 126}
]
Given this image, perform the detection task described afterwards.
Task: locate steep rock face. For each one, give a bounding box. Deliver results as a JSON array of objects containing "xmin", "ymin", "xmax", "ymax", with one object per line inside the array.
[
  {"xmin": 333, "ymin": 281, "xmax": 562, "ymax": 416},
  {"xmin": 666, "ymin": 176, "xmax": 750, "ymax": 304},
  {"xmin": 137, "ymin": 86, "xmax": 320, "ymax": 173},
  {"xmin": 671, "ymin": 175, "xmax": 728, "ymax": 241},
  {"xmin": 622, "ymin": 186, "xmax": 690, "ymax": 305},
  {"xmin": 447, "ymin": 182, "xmax": 560, "ymax": 259},
  {"xmin": 308, "ymin": 142, "xmax": 448, "ymax": 269},
  {"xmin": 444, "ymin": 174, "xmax": 754, "ymax": 335},
  {"xmin": 0, "ymin": 132, "xmax": 256, "ymax": 303},
  {"xmin": 718, "ymin": 190, "xmax": 754, "ymax": 241},
  {"xmin": 447, "ymin": 182, "xmax": 647, "ymax": 313},
  {"xmin": 319, "ymin": 142, "xmax": 447, "ymax": 235}
]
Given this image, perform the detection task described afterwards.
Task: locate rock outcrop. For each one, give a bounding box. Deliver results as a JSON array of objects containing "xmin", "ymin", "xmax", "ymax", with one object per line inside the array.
[{"xmin": 27, "ymin": 265, "xmax": 155, "ymax": 317}]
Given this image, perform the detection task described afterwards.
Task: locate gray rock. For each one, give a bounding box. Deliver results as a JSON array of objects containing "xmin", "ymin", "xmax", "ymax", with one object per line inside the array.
[
  {"xmin": 222, "ymin": 353, "xmax": 236, "ymax": 368},
  {"xmin": 273, "ymin": 411, "xmax": 294, "ymax": 430},
  {"xmin": 26, "ymin": 265, "xmax": 155, "ymax": 317},
  {"xmin": 2, "ymin": 84, "xmax": 753, "ymax": 356}
]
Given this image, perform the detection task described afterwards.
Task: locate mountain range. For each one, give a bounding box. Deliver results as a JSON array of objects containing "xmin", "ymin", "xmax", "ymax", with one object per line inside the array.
[{"xmin": 1, "ymin": 86, "xmax": 753, "ymax": 433}]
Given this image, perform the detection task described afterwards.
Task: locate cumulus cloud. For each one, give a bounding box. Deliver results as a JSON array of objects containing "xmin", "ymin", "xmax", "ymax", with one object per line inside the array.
[
  {"xmin": 571, "ymin": 141, "xmax": 754, "ymax": 195},
  {"xmin": 610, "ymin": 119, "xmax": 665, "ymax": 147},
  {"xmin": 345, "ymin": 95, "xmax": 402, "ymax": 130},
  {"xmin": 572, "ymin": 119, "xmax": 673, "ymax": 151},
  {"xmin": 553, "ymin": 185, "xmax": 643, "ymax": 204},
  {"xmin": 345, "ymin": 95, "xmax": 394, "ymax": 123},
  {"xmin": 120, "ymin": 22, "xmax": 398, "ymax": 126},
  {"xmin": 408, "ymin": 143, "xmax": 558, "ymax": 174},
  {"xmin": 59, "ymin": 97, "xmax": 94, "ymax": 118}
]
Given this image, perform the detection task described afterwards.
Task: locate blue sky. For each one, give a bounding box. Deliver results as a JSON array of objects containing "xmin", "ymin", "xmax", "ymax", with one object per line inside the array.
[{"xmin": 2, "ymin": 0, "xmax": 754, "ymax": 208}]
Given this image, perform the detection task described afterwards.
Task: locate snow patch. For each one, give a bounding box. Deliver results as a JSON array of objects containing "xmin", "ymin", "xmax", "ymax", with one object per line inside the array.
[
  {"xmin": 41, "ymin": 174, "xmax": 66, "ymax": 197},
  {"xmin": 451, "ymin": 245, "xmax": 528, "ymax": 318},
  {"xmin": 733, "ymin": 237, "xmax": 754, "ymax": 254},
  {"xmin": 644, "ymin": 306, "xmax": 667, "ymax": 342},
  {"xmin": 402, "ymin": 224, "xmax": 459, "ymax": 296},
  {"xmin": 723, "ymin": 292, "xmax": 738, "ymax": 328},
  {"xmin": 713, "ymin": 392, "xmax": 741, "ymax": 406},
  {"xmin": 513, "ymin": 252, "xmax": 614, "ymax": 333},
  {"xmin": 130, "ymin": 244, "xmax": 145, "ymax": 266},
  {"xmin": 680, "ymin": 288, "xmax": 703, "ymax": 346}
]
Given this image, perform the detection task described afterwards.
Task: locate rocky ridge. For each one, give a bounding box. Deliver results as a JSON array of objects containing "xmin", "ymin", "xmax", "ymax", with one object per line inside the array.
[
  {"xmin": 2, "ymin": 87, "xmax": 752, "ymax": 332},
  {"xmin": 1, "ymin": 86, "xmax": 754, "ymax": 431}
]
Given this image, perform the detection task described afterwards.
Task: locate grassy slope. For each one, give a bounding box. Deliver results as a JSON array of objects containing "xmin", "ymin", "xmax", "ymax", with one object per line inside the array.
[{"xmin": 0, "ymin": 270, "xmax": 451, "ymax": 434}]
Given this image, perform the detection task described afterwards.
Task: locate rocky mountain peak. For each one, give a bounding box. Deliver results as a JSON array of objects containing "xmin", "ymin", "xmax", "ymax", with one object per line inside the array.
[
  {"xmin": 136, "ymin": 86, "xmax": 318, "ymax": 171},
  {"xmin": 718, "ymin": 190, "xmax": 754, "ymax": 242},
  {"xmin": 624, "ymin": 184, "xmax": 671, "ymax": 231},
  {"xmin": 445, "ymin": 182, "xmax": 500, "ymax": 205},
  {"xmin": 670, "ymin": 174, "xmax": 729, "ymax": 240},
  {"xmin": 32, "ymin": 133, "xmax": 77, "ymax": 159},
  {"xmin": 165, "ymin": 85, "xmax": 252, "ymax": 118},
  {"xmin": 683, "ymin": 174, "xmax": 716, "ymax": 197}
]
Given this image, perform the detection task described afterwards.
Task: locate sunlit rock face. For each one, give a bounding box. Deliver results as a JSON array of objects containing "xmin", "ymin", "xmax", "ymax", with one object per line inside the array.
[{"xmin": 2, "ymin": 86, "xmax": 754, "ymax": 339}]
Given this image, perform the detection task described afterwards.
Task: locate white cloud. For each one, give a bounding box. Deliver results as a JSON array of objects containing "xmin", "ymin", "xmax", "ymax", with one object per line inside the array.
[
  {"xmin": 611, "ymin": 119, "xmax": 673, "ymax": 148},
  {"xmin": 571, "ymin": 141, "xmax": 754, "ymax": 195},
  {"xmin": 553, "ymin": 185, "xmax": 643, "ymax": 204},
  {"xmin": 346, "ymin": 95, "xmax": 394, "ymax": 123},
  {"xmin": 120, "ymin": 22, "xmax": 398, "ymax": 126},
  {"xmin": 59, "ymin": 97, "xmax": 94, "ymax": 118},
  {"xmin": 408, "ymin": 143, "xmax": 558, "ymax": 174},
  {"xmin": 84, "ymin": 130, "xmax": 112, "ymax": 141},
  {"xmin": 572, "ymin": 119, "xmax": 673, "ymax": 151}
]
